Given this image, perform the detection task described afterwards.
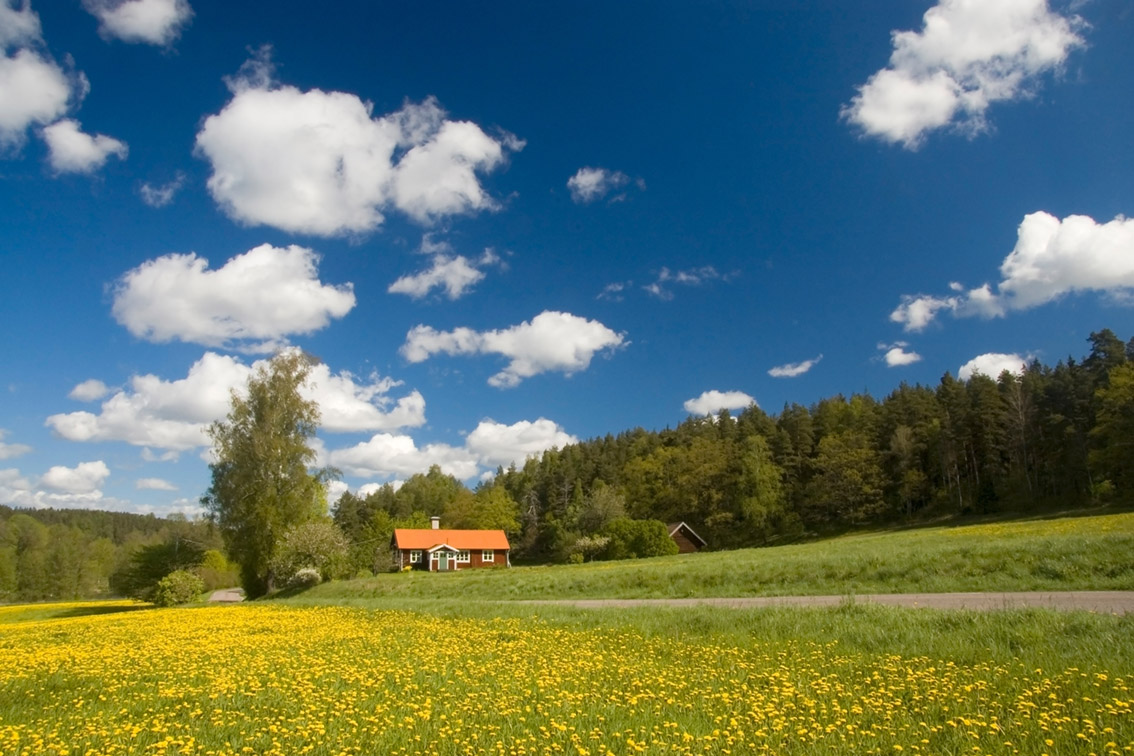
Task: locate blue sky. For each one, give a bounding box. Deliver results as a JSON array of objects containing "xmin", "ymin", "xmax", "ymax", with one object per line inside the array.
[{"xmin": 1, "ymin": 0, "xmax": 1131, "ymax": 515}]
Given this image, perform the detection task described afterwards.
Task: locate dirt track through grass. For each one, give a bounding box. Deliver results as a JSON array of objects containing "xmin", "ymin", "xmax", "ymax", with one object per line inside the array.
[{"xmin": 521, "ymin": 590, "xmax": 1134, "ymax": 612}]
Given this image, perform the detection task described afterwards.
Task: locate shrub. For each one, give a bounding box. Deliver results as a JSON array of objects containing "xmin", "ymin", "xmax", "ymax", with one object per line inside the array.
[
  {"xmin": 270, "ymin": 520, "xmax": 351, "ymax": 585},
  {"xmin": 151, "ymin": 570, "xmax": 204, "ymax": 607},
  {"xmin": 602, "ymin": 518, "xmax": 679, "ymax": 560},
  {"xmin": 288, "ymin": 567, "xmax": 322, "ymax": 589}
]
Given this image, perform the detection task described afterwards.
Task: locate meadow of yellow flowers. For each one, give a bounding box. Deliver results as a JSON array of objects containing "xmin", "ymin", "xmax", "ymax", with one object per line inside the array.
[{"xmin": 0, "ymin": 601, "xmax": 1130, "ymax": 755}]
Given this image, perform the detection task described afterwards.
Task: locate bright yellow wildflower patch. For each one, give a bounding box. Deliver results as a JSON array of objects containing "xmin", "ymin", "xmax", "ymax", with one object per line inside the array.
[{"xmin": 0, "ymin": 602, "xmax": 1130, "ymax": 755}]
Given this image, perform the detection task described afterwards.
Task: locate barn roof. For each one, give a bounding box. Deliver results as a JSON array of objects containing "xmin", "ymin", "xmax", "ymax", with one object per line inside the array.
[
  {"xmin": 392, "ymin": 528, "xmax": 511, "ymax": 550},
  {"xmin": 667, "ymin": 521, "xmax": 707, "ymax": 547}
]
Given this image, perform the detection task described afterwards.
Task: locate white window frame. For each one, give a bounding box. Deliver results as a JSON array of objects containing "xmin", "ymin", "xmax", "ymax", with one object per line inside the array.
[
  {"xmin": 456, "ymin": 549, "xmax": 471, "ymax": 563},
  {"xmin": 482, "ymin": 550, "xmax": 494, "ymax": 562},
  {"xmin": 409, "ymin": 550, "xmax": 422, "ymax": 564}
]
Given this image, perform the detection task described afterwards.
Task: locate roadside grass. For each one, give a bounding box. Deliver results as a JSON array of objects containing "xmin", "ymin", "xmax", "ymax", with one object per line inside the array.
[
  {"xmin": 303, "ymin": 510, "xmax": 1134, "ymax": 602},
  {"xmin": 0, "ymin": 599, "xmax": 145, "ymax": 625},
  {"xmin": 2, "ymin": 600, "xmax": 1131, "ymax": 756}
]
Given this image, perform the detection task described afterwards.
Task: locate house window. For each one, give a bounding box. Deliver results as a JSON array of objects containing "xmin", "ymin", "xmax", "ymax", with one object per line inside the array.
[
  {"xmin": 456, "ymin": 550, "xmax": 471, "ymax": 563},
  {"xmin": 409, "ymin": 550, "xmax": 422, "ymax": 563},
  {"xmin": 482, "ymin": 550, "xmax": 494, "ymax": 562}
]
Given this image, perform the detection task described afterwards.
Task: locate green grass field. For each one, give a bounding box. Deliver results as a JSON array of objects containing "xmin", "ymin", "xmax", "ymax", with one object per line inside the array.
[
  {"xmin": 3, "ymin": 511, "xmax": 1132, "ymax": 755},
  {"xmin": 305, "ymin": 510, "xmax": 1134, "ymax": 602}
]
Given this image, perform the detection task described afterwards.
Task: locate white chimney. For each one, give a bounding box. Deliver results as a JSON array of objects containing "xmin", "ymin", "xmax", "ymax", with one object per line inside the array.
[{"xmin": 430, "ymin": 516, "xmax": 440, "ymax": 530}]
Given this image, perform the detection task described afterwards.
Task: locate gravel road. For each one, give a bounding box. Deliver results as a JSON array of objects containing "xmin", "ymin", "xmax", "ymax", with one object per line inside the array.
[{"xmin": 521, "ymin": 591, "xmax": 1134, "ymax": 613}]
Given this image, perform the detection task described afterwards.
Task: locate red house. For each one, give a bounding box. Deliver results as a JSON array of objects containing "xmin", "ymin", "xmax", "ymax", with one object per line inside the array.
[{"xmin": 392, "ymin": 517, "xmax": 511, "ymax": 571}]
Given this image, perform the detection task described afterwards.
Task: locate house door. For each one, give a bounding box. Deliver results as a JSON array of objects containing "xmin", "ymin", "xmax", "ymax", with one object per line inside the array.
[{"xmin": 437, "ymin": 552, "xmax": 450, "ymax": 571}]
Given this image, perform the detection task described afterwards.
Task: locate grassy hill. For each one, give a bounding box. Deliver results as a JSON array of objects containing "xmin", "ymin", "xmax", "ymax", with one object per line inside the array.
[{"xmin": 303, "ymin": 510, "xmax": 1134, "ymax": 602}]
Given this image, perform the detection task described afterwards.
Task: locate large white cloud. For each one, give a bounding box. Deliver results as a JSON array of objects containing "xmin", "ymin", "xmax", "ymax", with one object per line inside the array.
[
  {"xmin": 195, "ymin": 48, "xmax": 519, "ymax": 236},
  {"xmin": 683, "ymin": 390, "xmax": 757, "ymax": 416},
  {"xmin": 0, "ymin": 466, "xmax": 116, "ymax": 510},
  {"xmin": 0, "ymin": 429, "xmax": 31, "ymax": 460},
  {"xmin": 328, "ymin": 433, "xmax": 478, "ymax": 481},
  {"xmin": 401, "ymin": 310, "xmax": 626, "ymax": 388},
  {"xmin": 46, "ymin": 352, "xmax": 425, "ymax": 451},
  {"xmin": 465, "ymin": 418, "xmax": 577, "ymax": 468},
  {"xmin": 0, "ymin": 2, "xmax": 74, "ymax": 149},
  {"xmin": 41, "ymin": 118, "xmax": 127, "ymax": 173},
  {"xmin": 82, "ymin": 0, "xmax": 193, "ymax": 46},
  {"xmin": 111, "ymin": 244, "xmax": 356, "ymax": 352},
  {"xmin": 40, "ymin": 460, "xmax": 109, "ymax": 493},
  {"xmin": 843, "ymin": 0, "xmax": 1083, "ymax": 148},
  {"xmin": 768, "ymin": 355, "xmax": 822, "ymax": 378},
  {"xmin": 958, "ymin": 352, "xmax": 1028, "ymax": 381},
  {"xmin": 388, "ymin": 248, "xmax": 501, "ymax": 300},
  {"xmin": 0, "ymin": 1, "xmax": 42, "ymax": 48},
  {"xmin": 892, "ymin": 212, "xmax": 1134, "ymax": 331}
]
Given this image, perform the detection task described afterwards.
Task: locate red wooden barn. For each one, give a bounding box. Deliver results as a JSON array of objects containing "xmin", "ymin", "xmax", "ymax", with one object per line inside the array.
[
  {"xmin": 667, "ymin": 521, "xmax": 707, "ymax": 553},
  {"xmin": 392, "ymin": 517, "xmax": 511, "ymax": 571}
]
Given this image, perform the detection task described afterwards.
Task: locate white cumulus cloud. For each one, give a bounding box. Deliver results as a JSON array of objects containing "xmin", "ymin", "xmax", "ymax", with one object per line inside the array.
[
  {"xmin": 567, "ymin": 167, "xmax": 635, "ymax": 204},
  {"xmin": 46, "ymin": 352, "xmax": 426, "ymax": 452},
  {"xmin": 465, "ymin": 418, "xmax": 577, "ymax": 469},
  {"xmin": 83, "ymin": 0, "xmax": 193, "ymax": 46},
  {"xmin": 0, "ymin": 429, "xmax": 31, "ymax": 460},
  {"xmin": 768, "ymin": 355, "xmax": 822, "ymax": 378},
  {"xmin": 401, "ymin": 310, "xmax": 626, "ymax": 388},
  {"xmin": 111, "ymin": 244, "xmax": 356, "ymax": 352},
  {"xmin": 0, "ymin": 465, "xmax": 118, "ymax": 510},
  {"xmin": 683, "ymin": 390, "xmax": 757, "ymax": 416},
  {"xmin": 892, "ymin": 212, "xmax": 1134, "ymax": 332},
  {"xmin": 328, "ymin": 433, "xmax": 478, "ymax": 481},
  {"xmin": 42, "ymin": 118, "xmax": 127, "ymax": 173},
  {"xmin": 69, "ymin": 379, "xmax": 111, "ymax": 401},
  {"xmin": 879, "ymin": 342, "xmax": 923, "ymax": 367},
  {"xmin": 0, "ymin": 2, "xmax": 75, "ymax": 149},
  {"xmin": 40, "ymin": 460, "xmax": 109, "ymax": 494},
  {"xmin": 388, "ymin": 248, "xmax": 501, "ymax": 300},
  {"xmin": 958, "ymin": 352, "xmax": 1028, "ymax": 380},
  {"xmin": 843, "ymin": 0, "xmax": 1083, "ymax": 148},
  {"xmin": 195, "ymin": 47, "xmax": 520, "ymax": 236}
]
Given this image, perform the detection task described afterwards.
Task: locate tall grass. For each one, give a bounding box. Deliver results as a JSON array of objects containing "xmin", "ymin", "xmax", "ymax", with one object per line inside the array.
[{"xmin": 304, "ymin": 510, "xmax": 1134, "ymax": 602}]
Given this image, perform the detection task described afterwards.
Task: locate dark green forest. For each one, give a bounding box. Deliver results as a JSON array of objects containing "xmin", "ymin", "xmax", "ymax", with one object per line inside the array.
[
  {"xmin": 5, "ymin": 328, "xmax": 1133, "ymax": 598},
  {"xmin": 335, "ymin": 329, "xmax": 1134, "ymax": 565}
]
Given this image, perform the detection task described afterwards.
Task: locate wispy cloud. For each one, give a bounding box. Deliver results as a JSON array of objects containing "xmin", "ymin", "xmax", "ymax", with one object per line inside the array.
[
  {"xmin": 644, "ymin": 266, "xmax": 735, "ymax": 300},
  {"xmin": 768, "ymin": 354, "xmax": 822, "ymax": 378},
  {"xmin": 567, "ymin": 166, "xmax": 643, "ymax": 204},
  {"xmin": 140, "ymin": 172, "xmax": 185, "ymax": 207}
]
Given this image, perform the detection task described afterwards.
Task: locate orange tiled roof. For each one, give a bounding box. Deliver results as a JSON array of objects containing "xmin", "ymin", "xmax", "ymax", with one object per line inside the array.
[{"xmin": 392, "ymin": 528, "xmax": 510, "ymax": 550}]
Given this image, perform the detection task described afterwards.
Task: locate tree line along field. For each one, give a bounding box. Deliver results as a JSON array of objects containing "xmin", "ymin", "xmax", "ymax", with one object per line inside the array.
[
  {"xmin": 330, "ymin": 328, "xmax": 1134, "ymax": 574},
  {"xmin": 1, "ymin": 599, "xmax": 1131, "ymax": 756},
  {"xmin": 305, "ymin": 509, "xmax": 1134, "ymax": 601}
]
